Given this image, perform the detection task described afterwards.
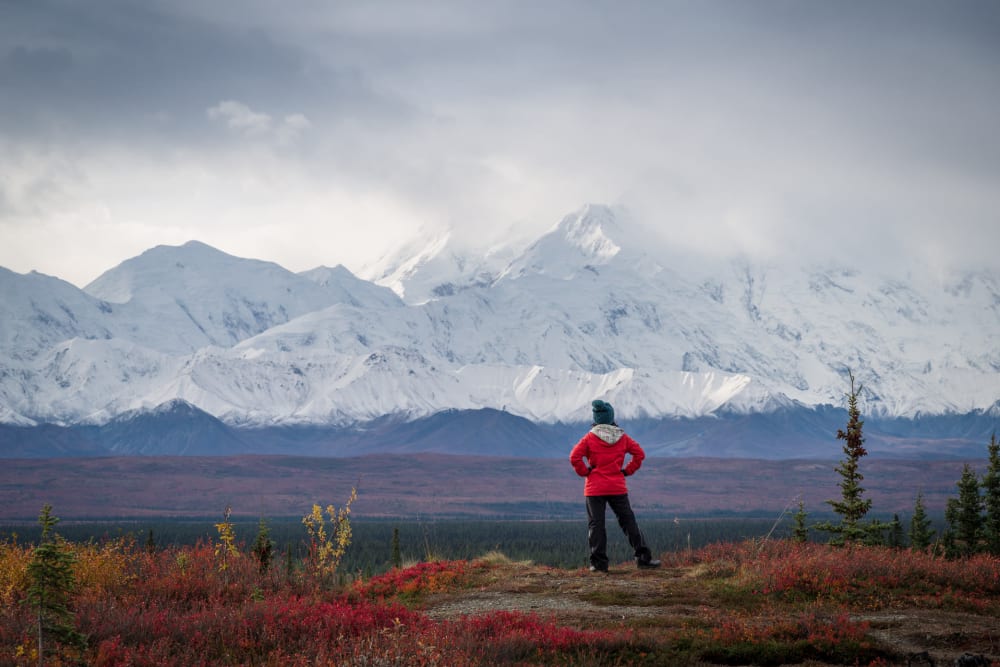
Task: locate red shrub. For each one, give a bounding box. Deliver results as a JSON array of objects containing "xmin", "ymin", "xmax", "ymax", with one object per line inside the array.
[
  {"xmin": 356, "ymin": 559, "xmax": 485, "ymax": 601},
  {"xmin": 744, "ymin": 541, "xmax": 1000, "ymax": 610}
]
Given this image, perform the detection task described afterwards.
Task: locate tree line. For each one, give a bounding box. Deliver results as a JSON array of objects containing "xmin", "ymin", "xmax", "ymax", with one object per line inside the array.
[{"xmin": 4, "ymin": 516, "xmax": 828, "ymax": 577}]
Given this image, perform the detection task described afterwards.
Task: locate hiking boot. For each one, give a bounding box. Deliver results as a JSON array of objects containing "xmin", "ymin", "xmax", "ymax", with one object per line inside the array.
[{"xmin": 637, "ymin": 558, "xmax": 661, "ymax": 569}]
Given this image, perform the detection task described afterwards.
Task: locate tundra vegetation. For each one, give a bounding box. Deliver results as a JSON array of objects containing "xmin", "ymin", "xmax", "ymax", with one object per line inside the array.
[{"xmin": 1, "ymin": 390, "xmax": 999, "ymax": 665}]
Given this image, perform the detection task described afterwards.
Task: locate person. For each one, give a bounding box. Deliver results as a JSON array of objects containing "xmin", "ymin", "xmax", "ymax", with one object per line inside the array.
[{"xmin": 569, "ymin": 399, "xmax": 661, "ymax": 572}]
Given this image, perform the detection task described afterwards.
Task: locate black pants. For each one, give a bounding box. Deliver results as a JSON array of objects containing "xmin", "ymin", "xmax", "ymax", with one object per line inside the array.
[{"xmin": 586, "ymin": 494, "xmax": 652, "ymax": 569}]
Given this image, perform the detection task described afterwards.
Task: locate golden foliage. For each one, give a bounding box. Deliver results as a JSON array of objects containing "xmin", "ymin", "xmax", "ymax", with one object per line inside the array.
[
  {"xmin": 302, "ymin": 487, "xmax": 357, "ymax": 583},
  {"xmin": 0, "ymin": 537, "xmax": 31, "ymax": 608},
  {"xmin": 71, "ymin": 537, "xmax": 136, "ymax": 599},
  {"xmin": 214, "ymin": 505, "xmax": 239, "ymax": 573}
]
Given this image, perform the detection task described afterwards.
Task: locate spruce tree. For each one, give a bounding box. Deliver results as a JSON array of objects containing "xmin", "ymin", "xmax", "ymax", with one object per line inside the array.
[
  {"xmin": 26, "ymin": 505, "xmax": 86, "ymax": 664},
  {"xmin": 815, "ymin": 371, "xmax": 876, "ymax": 545},
  {"xmin": 944, "ymin": 463, "xmax": 984, "ymax": 557},
  {"xmin": 792, "ymin": 501, "xmax": 809, "ymax": 543},
  {"xmin": 391, "ymin": 526, "xmax": 402, "ymax": 569},
  {"xmin": 887, "ymin": 514, "xmax": 904, "ymax": 548},
  {"xmin": 981, "ymin": 432, "xmax": 1000, "ymax": 556},
  {"xmin": 252, "ymin": 517, "xmax": 274, "ymax": 575},
  {"xmin": 908, "ymin": 492, "xmax": 935, "ymax": 551}
]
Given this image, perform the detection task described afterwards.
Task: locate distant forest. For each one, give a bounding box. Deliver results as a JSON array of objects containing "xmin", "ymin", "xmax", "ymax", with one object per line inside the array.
[{"xmin": 0, "ymin": 515, "xmax": 948, "ymax": 577}]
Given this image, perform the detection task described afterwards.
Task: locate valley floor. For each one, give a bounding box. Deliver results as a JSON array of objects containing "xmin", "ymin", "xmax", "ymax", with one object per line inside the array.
[{"xmin": 0, "ymin": 453, "xmax": 975, "ymax": 520}]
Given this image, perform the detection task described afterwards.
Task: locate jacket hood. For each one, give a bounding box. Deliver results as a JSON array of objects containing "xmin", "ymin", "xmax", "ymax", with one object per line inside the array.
[{"xmin": 590, "ymin": 424, "xmax": 624, "ymax": 445}]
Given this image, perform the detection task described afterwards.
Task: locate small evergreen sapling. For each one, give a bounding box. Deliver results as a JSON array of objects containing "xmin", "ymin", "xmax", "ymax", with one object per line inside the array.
[
  {"xmin": 252, "ymin": 517, "xmax": 274, "ymax": 575},
  {"xmin": 26, "ymin": 505, "xmax": 86, "ymax": 664},
  {"xmin": 391, "ymin": 526, "xmax": 402, "ymax": 569},
  {"xmin": 792, "ymin": 501, "xmax": 809, "ymax": 543},
  {"xmin": 908, "ymin": 492, "xmax": 935, "ymax": 551}
]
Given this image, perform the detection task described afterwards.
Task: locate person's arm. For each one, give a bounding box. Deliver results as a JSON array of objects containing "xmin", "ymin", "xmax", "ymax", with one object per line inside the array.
[
  {"xmin": 569, "ymin": 436, "xmax": 592, "ymax": 477},
  {"xmin": 622, "ymin": 435, "xmax": 645, "ymax": 476}
]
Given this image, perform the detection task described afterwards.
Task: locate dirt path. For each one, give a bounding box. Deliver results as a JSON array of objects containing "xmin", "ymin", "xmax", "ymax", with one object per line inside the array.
[
  {"xmin": 860, "ymin": 609, "xmax": 998, "ymax": 665},
  {"xmin": 421, "ymin": 562, "xmax": 1000, "ymax": 665}
]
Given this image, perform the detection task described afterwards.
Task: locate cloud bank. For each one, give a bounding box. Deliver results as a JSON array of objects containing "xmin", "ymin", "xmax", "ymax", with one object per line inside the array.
[{"xmin": 1, "ymin": 0, "xmax": 998, "ymax": 286}]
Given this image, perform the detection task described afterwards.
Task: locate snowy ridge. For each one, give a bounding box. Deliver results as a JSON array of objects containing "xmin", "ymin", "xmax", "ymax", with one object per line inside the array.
[
  {"xmin": 2, "ymin": 205, "xmax": 999, "ymax": 434},
  {"xmin": 500, "ymin": 205, "xmax": 624, "ymax": 281},
  {"xmin": 79, "ymin": 240, "xmax": 402, "ymax": 354},
  {"xmin": 0, "ymin": 266, "xmax": 116, "ymax": 362},
  {"xmin": 359, "ymin": 230, "xmax": 520, "ymax": 304}
]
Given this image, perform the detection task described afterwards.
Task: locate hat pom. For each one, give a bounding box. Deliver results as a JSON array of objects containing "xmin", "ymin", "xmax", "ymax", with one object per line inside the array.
[{"xmin": 592, "ymin": 399, "xmax": 614, "ymax": 425}]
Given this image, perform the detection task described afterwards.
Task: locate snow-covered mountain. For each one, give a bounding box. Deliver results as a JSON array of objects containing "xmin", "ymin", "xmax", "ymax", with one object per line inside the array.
[
  {"xmin": 2, "ymin": 205, "xmax": 998, "ymax": 458},
  {"xmin": 80, "ymin": 240, "xmax": 403, "ymax": 354},
  {"xmin": 358, "ymin": 230, "xmax": 522, "ymax": 305}
]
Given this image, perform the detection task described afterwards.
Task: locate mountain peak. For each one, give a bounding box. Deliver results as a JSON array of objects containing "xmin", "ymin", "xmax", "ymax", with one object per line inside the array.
[
  {"xmin": 362, "ymin": 231, "xmax": 452, "ymax": 300},
  {"xmin": 77, "ymin": 240, "xmax": 400, "ymax": 354},
  {"xmin": 358, "ymin": 204, "xmax": 641, "ymax": 301},
  {"xmin": 299, "ymin": 264, "xmax": 355, "ymax": 286},
  {"xmin": 551, "ymin": 204, "xmax": 622, "ymax": 261},
  {"xmin": 497, "ymin": 204, "xmax": 640, "ymax": 282},
  {"xmin": 138, "ymin": 240, "xmax": 240, "ymax": 266},
  {"xmin": 84, "ymin": 241, "xmax": 257, "ymax": 303},
  {"xmin": 360, "ymin": 230, "xmax": 523, "ymax": 304}
]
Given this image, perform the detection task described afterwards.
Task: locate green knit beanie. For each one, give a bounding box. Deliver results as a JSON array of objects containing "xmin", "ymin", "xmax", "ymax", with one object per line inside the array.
[{"xmin": 592, "ymin": 399, "xmax": 615, "ymax": 425}]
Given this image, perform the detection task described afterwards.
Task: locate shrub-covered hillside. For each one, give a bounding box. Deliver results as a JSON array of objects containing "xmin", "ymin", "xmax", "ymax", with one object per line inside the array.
[{"xmin": 2, "ymin": 531, "xmax": 999, "ymax": 666}]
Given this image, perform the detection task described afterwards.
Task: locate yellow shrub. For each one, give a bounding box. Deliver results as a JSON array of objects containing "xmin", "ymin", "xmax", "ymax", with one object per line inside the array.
[
  {"xmin": 0, "ymin": 538, "xmax": 31, "ymax": 607},
  {"xmin": 302, "ymin": 487, "xmax": 357, "ymax": 583},
  {"xmin": 71, "ymin": 537, "xmax": 136, "ymax": 597}
]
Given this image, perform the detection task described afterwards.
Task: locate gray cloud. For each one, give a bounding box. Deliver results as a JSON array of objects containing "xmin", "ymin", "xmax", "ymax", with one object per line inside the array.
[{"xmin": 1, "ymin": 0, "xmax": 998, "ymax": 285}]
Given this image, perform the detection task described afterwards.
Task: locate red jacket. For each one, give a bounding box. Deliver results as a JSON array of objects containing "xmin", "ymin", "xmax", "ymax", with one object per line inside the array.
[{"xmin": 569, "ymin": 425, "xmax": 645, "ymax": 496}]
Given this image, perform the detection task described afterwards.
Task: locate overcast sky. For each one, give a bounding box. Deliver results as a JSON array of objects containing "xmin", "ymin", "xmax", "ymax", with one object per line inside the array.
[{"xmin": 1, "ymin": 0, "xmax": 998, "ymax": 287}]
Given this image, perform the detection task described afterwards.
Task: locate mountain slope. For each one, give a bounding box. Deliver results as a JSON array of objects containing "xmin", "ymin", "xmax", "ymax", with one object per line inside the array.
[
  {"xmin": 359, "ymin": 230, "xmax": 520, "ymax": 304},
  {"xmin": 95, "ymin": 399, "xmax": 248, "ymax": 455},
  {"xmin": 0, "ymin": 267, "xmax": 117, "ymax": 362}
]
